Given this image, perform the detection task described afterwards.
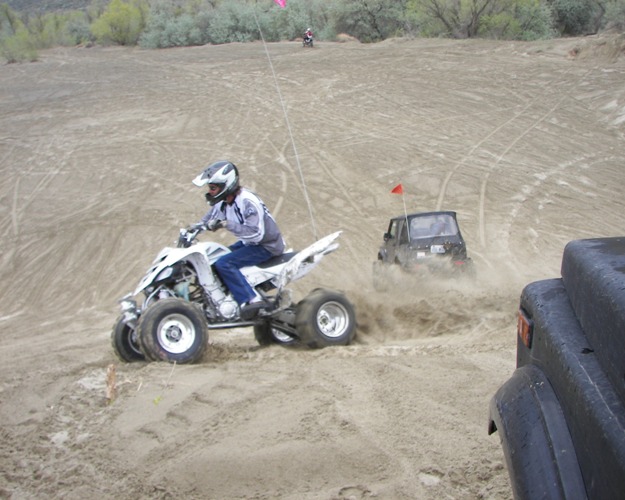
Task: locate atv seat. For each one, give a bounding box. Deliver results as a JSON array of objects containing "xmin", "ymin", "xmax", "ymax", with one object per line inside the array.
[{"xmin": 256, "ymin": 251, "xmax": 298, "ymax": 269}]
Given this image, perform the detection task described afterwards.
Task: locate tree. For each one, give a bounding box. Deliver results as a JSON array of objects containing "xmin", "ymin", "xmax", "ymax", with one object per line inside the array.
[
  {"xmin": 478, "ymin": 0, "xmax": 555, "ymax": 40},
  {"xmin": 549, "ymin": 0, "xmax": 595, "ymax": 34},
  {"xmin": 332, "ymin": 0, "xmax": 408, "ymax": 42},
  {"xmin": 410, "ymin": 0, "xmax": 514, "ymax": 38}
]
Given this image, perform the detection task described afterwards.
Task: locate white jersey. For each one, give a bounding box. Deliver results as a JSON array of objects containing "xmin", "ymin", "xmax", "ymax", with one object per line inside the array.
[{"xmin": 202, "ymin": 188, "xmax": 285, "ymax": 255}]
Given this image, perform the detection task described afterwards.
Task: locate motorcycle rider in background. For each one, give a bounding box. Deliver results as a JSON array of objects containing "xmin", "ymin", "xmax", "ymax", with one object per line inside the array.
[
  {"xmin": 189, "ymin": 160, "xmax": 285, "ymax": 319},
  {"xmin": 304, "ymin": 28, "xmax": 314, "ymax": 44}
]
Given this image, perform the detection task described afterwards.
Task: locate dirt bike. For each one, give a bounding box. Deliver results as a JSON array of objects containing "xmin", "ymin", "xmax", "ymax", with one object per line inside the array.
[
  {"xmin": 303, "ymin": 35, "xmax": 314, "ymax": 48},
  {"xmin": 112, "ymin": 229, "xmax": 356, "ymax": 364}
]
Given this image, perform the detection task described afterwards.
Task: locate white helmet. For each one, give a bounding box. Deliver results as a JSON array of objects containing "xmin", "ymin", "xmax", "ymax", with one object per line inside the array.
[{"xmin": 192, "ymin": 160, "xmax": 239, "ymax": 205}]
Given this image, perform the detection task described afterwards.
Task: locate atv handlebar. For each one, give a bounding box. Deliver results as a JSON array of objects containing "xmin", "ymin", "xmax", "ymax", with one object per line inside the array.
[
  {"xmin": 178, "ymin": 218, "xmax": 226, "ymax": 247},
  {"xmin": 178, "ymin": 228, "xmax": 201, "ymax": 248}
]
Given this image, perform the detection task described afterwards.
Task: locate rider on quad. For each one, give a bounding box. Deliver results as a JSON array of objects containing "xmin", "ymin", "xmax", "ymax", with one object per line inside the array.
[
  {"xmin": 189, "ymin": 160, "xmax": 286, "ymax": 319},
  {"xmin": 303, "ymin": 28, "xmax": 314, "ymax": 46}
]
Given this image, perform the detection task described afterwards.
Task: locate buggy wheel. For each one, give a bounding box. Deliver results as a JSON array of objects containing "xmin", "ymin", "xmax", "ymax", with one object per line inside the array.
[
  {"xmin": 138, "ymin": 298, "xmax": 207, "ymax": 364},
  {"xmin": 295, "ymin": 289, "xmax": 355, "ymax": 348},
  {"xmin": 111, "ymin": 316, "xmax": 145, "ymax": 362}
]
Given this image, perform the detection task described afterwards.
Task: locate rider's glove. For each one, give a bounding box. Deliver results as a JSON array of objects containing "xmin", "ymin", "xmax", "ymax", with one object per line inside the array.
[
  {"xmin": 188, "ymin": 222, "xmax": 206, "ymax": 233},
  {"xmin": 206, "ymin": 218, "xmax": 224, "ymax": 232}
]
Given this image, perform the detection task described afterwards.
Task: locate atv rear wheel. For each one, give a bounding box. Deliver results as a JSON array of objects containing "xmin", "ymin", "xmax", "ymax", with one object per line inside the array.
[
  {"xmin": 111, "ymin": 316, "xmax": 145, "ymax": 362},
  {"xmin": 138, "ymin": 298, "xmax": 207, "ymax": 364},
  {"xmin": 295, "ymin": 289, "xmax": 355, "ymax": 348},
  {"xmin": 254, "ymin": 321, "xmax": 298, "ymax": 347}
]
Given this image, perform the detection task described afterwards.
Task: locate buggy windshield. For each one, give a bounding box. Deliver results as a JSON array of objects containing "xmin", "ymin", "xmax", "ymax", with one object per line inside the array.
[{"xmin": 409, "ymin": 214, "xmax": 458, "ymax": 239}]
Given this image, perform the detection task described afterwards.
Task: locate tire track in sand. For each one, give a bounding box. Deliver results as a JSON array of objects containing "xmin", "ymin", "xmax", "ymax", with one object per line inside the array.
[{"xmin": 435, "ymin": 66, "xmax": 594, "ymax": 259}]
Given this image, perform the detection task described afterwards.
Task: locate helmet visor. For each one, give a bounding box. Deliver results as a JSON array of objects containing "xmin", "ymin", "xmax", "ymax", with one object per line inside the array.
[{"xmin": 192, "ymin": 172, "xmax": 209, "ymax": 187}]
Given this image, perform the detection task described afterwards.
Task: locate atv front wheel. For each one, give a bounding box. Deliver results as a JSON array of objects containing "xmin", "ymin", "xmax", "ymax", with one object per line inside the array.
[
  {"xmin": 138, "ymin": 299, "xmax": 207, "ymax": 364},
  {"xmin": 295, "ymin": 289, "xmax": 355, "ymax": 348},
  {"xmin": 111, "ymin": 316, "xmax": 145, "ymax": 362}
]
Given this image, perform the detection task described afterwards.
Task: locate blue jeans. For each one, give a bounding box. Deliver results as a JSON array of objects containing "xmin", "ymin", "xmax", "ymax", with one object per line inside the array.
[{"xmin": 214, "ymin": 241, "xmax": 272, "ymax": 305}]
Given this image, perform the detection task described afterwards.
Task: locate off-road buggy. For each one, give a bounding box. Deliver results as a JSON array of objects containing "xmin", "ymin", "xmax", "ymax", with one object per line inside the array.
[{"xmin": 373, "ymin": 211, "xmax": 473, "ymax": 290}]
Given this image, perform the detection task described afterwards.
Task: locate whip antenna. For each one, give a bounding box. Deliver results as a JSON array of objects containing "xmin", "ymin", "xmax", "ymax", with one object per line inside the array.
[{"xmin": 253, "ymin": 6, "xmax": 318, "ymax": 240}]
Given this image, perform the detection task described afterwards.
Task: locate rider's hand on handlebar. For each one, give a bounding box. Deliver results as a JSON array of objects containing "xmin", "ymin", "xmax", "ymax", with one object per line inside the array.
[
  {"xmin": 207, "ymin": 219, "xmax": 224, "ymax": 232},
  {"xmin": 187, "ymin": 222, "xmax": 207, "ymax": 233}
]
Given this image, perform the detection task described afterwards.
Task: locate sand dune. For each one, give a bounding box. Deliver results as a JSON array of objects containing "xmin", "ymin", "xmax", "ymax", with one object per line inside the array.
[{"xmin": 1, "ymin": 35, "xmax": 624, "ymax": 498}]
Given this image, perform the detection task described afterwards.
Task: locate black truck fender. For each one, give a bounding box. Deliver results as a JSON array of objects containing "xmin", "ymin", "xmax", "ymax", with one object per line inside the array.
[
  {"xmin": 489, "ymin": 364, "xmax": 587, "ymax": 500},
  {"xmin": 489, "ymin": 237, "xmax": 625, "ymax": 499}
]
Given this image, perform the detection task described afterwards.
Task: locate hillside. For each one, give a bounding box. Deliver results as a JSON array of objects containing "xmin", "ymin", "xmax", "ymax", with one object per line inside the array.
[{"xmin": 4, "ymin": 0, "xmax": 89, "ymax": 11}]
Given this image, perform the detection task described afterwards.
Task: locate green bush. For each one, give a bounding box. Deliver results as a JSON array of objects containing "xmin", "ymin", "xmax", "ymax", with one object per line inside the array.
[
  {"xmin": 0, "ymin": 5, "xmax": 37, "ymax": 62},
  {"xmin": 479, "ymin": 0, "xmax": 554, "ymax": 40},
  {"xmin": 331, "ymin": 0, "xmax": 408, "ymax": 42},
  {"xmin": 1, "ymin": 0, "xmax": 623, "ymax": 56},
  {"xmin": 139, "ymin": 0, "xmax": 211, "ymax": 48},
  {"xmin": 66, "ymin": 15, "xmax": 95, "ymax": 45},
  {"xmin": 517, "ymin": 1, "xmax": 556, "ymax": 40},
  {"xmin": 26, "ymin": 12, "xmax": 75, "ymax": 47},
  {"xmin": 604, "ymin": 0, "xmax": 625, "ymax": 31},
  {"xmin": 141, "ymin": 11, "xmax": 201, "ymax": 48},
  {"xmin": 204, "ymin": 7, "xmax": 232, "ymax": 44},
  {"xmin": 1, "ymin": 26, "xmax": 38, "ymax": 62},
  {"xmin": 91, "ymin": 0, "xmax": 147, "ymax": 45},
  {"xmin": 550, "ymin": 0, "xmax": 602, "ymax": 35}
]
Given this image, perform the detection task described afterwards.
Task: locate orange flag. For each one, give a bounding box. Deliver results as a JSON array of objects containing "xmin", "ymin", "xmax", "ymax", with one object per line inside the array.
[{"xmin": 391, "ymin": 183, "xmax": 404, "ymax": 195}]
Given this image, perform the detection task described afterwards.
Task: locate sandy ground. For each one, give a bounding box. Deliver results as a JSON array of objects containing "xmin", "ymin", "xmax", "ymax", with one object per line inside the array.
[{"xmin": 1, "ymin": 34, "xmax": 625, "ymax": 499}]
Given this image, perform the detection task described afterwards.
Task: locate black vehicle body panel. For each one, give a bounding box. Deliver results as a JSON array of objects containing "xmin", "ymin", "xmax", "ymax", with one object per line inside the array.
[
  {"xmin": 489, "ymin": 364, "xmax": 586, "ymax": 500},
  {"xmin": 489, "ymin": 237, "xmax": 625, "ymax": 500}
]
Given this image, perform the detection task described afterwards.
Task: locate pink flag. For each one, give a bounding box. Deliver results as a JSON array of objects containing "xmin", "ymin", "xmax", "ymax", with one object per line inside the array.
[
  {"xmin": 391, "ymin": 183, "xmax": 404, "ymax": 195},
  {"xmin": 273, "ymin": 0, "xmax": 286, "ymax": 7}
]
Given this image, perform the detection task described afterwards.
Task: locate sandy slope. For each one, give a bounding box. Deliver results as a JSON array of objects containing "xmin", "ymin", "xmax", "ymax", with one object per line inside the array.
[{"xmin": 1, "ymin": 35, "xmax": 624, "ymax": 499}]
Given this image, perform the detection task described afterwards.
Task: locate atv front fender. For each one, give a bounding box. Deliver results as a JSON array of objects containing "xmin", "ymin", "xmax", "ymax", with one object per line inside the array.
[{"xmin": 488, "ymin": 365, "xmax": 587, "ymax": 500}]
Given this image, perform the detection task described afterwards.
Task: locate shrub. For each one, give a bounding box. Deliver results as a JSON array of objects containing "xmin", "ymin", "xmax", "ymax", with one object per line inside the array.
[
  {"xmin": 603, "ymin": 0, "xmax": 625, "ymax": 31},
  {"xmin": 139, "ymin": 0, "xmax": 212, "ymax": 49},
  {"xmin": 479, "ymin": 1, "xmax": 555, "ymax": 40},
  {"xmin": 91, "ymin": 0, "xmax": 147, "ymax": 45},
  {"xmin": 0, "ymin": 6, "xmax": 38, "ymax": 62},
  {"xmin": 517, "ymin": 1, "xmax": 556, "ymax": 40},
  {"xmin": 1, "ymin": 27, "xmax": 38, "ymax": 62},
  {"xmin": 66, "ymin": 16, "xmax": 95, "ymax": 45},
  {"xmin": 207, "ymin": 3, "xmax": 258, "ymax": 44},
  {"xmin": 550, "ymin": 0, "xmax": 602, "ymax": 35}
]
